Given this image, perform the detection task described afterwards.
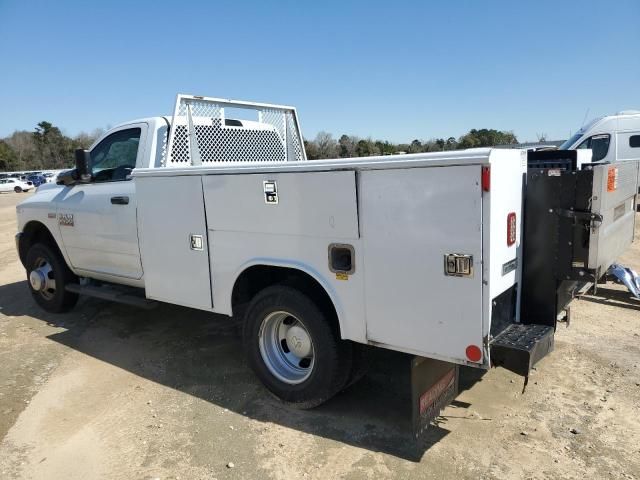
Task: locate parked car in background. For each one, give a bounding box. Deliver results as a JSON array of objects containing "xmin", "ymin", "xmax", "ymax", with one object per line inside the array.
[
  {"xmin": 26, "ymin": 174, "xmax": 47, "ymax": 187},
  {"xmin": 0, "ymin": 178, "xmax": 33, "ymax": 193}
]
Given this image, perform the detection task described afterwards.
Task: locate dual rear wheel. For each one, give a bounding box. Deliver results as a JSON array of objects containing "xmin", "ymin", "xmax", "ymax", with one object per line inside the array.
[{"xmin": 243, "ymin": 286, "xmax": 354, "ymax": 408}]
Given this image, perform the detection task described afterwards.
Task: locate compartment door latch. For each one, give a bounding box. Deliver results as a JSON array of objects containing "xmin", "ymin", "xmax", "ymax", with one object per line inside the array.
[
  {"xmin": 444, "ymin": 254, "xmax": 473, "ymax": 278},
  {"xmin": 263, "ymin": 180, "xmax": 278, "ymax": 204}
]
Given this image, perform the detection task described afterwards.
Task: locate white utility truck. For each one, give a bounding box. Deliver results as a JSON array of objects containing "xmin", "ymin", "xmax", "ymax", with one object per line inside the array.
[{"xmin": 15, "ymin": 95, "xmax": 640, "ymax": 438}]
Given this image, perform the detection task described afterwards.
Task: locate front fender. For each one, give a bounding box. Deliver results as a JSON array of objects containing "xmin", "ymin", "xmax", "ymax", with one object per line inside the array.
[{"xmin": 15, "ymin": 186, "xmax": 72, "ymax": 271}]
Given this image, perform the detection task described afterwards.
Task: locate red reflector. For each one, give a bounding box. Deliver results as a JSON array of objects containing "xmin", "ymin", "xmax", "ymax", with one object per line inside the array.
[
  {"xmin": 481, "ymin": 166, "xmax": 490, "ymax": 192},
  {"xmin": 466, "ymin": 345, "xmax": 482, "ymax": 362},
  {"xmin": 507, "ymin": 212, "xmax": 516, "ymax": 246}
]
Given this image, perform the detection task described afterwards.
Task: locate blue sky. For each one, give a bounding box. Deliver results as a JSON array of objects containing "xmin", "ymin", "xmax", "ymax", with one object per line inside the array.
[{"xmin": 0, "ymin": 0, "xmax": 638, "ymax": 143}]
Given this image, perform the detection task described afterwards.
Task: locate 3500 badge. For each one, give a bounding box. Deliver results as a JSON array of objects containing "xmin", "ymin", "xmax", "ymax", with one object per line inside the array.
[{"xmin": 58, "ymin": 213, "xmax": 74, "ymax": 227}]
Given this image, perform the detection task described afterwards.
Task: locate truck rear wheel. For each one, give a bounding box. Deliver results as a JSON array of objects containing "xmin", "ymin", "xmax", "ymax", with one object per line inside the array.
[
  {"xmin": 243, "ymin": 285, "xmax": 352, "ymax": 409},
  {"xmin": 25, "ymin": 242, "xmax": 79, "ymax": 313}
]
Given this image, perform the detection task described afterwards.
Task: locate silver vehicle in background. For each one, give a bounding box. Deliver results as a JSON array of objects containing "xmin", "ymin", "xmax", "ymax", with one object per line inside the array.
[{"xmin": 559, "ymin": 110, "xmax": 640, "ymax": 163}]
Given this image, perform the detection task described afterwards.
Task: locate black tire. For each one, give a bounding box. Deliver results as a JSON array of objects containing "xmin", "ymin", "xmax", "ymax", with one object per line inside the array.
[
  {"xmin": 14, "ymin": 186, "xmax": 21, "ymax": 193},
  {"xmin": 343, "ymin": 343, "xmax": 371, "ymax": 389},
  {"xmin": 25, "ymin": 242, "xmax": 79, "ymax": 313},
  {"xmin": 243, "ymin": 285, "xmax": 352, "ymax": 409}
]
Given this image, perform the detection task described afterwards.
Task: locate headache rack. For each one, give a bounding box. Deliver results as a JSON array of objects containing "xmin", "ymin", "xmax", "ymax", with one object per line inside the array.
[{"xmin": 164, "ymin": 94, "xmax": 307, "ymax": 167}]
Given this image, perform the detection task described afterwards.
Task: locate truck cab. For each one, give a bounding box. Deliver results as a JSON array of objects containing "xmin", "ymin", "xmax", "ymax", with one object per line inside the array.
[
  {"xmin": 16, "ymin": 117, "xmax": 170, "ymax": 288},
  {"xmin": 16, "ymin": 111, "xmax": 296, "ymax": 287},
  {"xmin": 559, "ymin": 110, "xmax": 640, "ymax": 163}
]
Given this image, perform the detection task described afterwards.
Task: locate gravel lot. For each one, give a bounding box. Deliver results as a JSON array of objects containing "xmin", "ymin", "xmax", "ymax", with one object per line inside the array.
[{"xmin": 0, "ymin": 191, "xmax": 639, "ymax": 480}]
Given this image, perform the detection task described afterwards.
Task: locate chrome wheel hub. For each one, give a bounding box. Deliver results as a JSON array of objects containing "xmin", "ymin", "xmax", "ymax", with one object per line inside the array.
[
  {"xmin": 29, "ymin": 269, "xmax": 46, "ymax": 291},
  {"xmin": 29, "ymin": 258, "xmax": 56, "ymax": 300},
  {"xmin": 285, "ymin": 325, "xmax": 312, "ymax": 358},
  {"xmin": 259, "ymin": 311, "xmax": 315, "ymax": 385}
]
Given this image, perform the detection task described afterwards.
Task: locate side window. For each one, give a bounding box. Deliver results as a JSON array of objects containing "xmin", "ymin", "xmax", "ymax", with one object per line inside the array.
[
  {"xmin": 90, "ymin": 128, "xmax": 141, "ymax": 182},
  {"xmin": 630, "ymin": 135, "xmax": 640, "ymax": 148},
  {"xmin": 576, "ymin": 134, "xmax": 610, "ymax": 162}
]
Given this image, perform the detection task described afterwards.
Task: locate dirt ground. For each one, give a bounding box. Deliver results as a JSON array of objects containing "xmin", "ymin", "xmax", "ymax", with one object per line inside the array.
[{"xmin": 0, "ymin": 191, "xmax": 639, "ymax": 480}]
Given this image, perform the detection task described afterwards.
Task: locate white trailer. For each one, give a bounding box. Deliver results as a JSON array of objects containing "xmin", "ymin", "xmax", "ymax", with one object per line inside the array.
[{"xmin": 14, "ymin": 95, "xmax": 639, "ymax": 438}]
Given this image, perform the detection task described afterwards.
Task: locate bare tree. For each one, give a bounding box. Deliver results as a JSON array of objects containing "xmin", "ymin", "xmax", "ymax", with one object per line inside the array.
[
  {"xmin": 315, "ymin": 131, "xmax": 337, "ymax": 159},
  {"xmin": 74, "ymin": 128, "xmax": 104, "ymax": 149},
  {"xmin": 5, "ymin": 131, "xmax": 37, "ymax": 166}
]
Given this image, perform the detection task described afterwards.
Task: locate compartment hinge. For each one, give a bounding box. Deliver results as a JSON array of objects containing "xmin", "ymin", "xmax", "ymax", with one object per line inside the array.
[{"xmin": 554, "ymin": 208, "xmax": 603, "ymax": 229}]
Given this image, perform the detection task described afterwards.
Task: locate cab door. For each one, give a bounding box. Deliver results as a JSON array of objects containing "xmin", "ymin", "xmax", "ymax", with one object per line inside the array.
[{"xmin": 57, "ymin": 124, "xmax": 147, "ymax": 279}]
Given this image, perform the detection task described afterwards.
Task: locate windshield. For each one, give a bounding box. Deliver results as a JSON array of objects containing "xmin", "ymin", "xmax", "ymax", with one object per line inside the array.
[{"xmin": 559, "ymin": 132, "xmax": 584, "ymax": 150}]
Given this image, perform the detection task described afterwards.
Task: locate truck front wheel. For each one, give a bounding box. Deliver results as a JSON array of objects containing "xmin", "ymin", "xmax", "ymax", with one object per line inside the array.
[
  {"xmin": 243, "ymin": 285, "xmax": 352, "ymax": 409},
  {"xmin": 25, "ymin": 243, "xmax": 79, "ymax": 313}
]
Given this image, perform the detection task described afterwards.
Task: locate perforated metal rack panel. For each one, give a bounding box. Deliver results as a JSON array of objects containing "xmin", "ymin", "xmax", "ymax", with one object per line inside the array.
[{"xmin": 165, "ymin": 95, "xmax": 306, "ymax": 166}]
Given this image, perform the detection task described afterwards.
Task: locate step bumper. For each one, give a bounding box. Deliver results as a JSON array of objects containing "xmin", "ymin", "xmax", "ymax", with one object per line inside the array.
[{"xmin": 490, "ymin": 324, "xmax": 555, "ymax": 377}]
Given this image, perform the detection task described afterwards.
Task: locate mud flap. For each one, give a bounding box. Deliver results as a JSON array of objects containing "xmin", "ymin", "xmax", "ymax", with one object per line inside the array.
[{"xmin": 411, "ymin": 357, "xmax": 459, "ymax": 440}]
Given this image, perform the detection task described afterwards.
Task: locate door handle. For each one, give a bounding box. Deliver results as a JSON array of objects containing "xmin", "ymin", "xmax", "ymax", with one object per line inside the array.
[{"xmin": 110, "ymin": 196, "xmax": 129, "ymax": 205}]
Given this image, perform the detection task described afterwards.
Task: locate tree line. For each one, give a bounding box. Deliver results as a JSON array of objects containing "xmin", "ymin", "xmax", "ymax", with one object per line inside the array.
[
  {"xmin": 304, "ymin": 128, "xmax": 518, "ymax": 159},
  {"xmin": 0, "ymin": 122, "xmax": 103, "ymax": 172},
  {"xmin": 0, "ymin": 121, "xmax": 518, "ymax": 171}
]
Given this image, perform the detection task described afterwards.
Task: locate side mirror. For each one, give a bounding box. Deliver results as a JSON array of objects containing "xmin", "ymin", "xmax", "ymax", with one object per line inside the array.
[
  {"xmin": 75, "ymin": 149, "xmax": 92, "ymax": 183},
  {"xmin": 56, "ymin": 169, "xmax": 77, "ymax": 186}
]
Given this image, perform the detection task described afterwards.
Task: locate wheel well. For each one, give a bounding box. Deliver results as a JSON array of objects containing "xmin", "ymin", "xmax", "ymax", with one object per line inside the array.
[
  {"xmin": 232, "ymin": 265, "xmax": 340, "ymax": 333},
  {"xmin": 18, "ymin": 221, "xmax": 61, "ymax": 267}
]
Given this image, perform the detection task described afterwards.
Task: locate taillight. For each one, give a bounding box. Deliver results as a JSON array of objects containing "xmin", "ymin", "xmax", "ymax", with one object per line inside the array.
[
  {"xmin": 507, "ymin": 212, "xmax": 516, "ymax": 246},
  {"xmin": 465, "ymin": 345, "xmax": 482, "ymax": 362},
  {"xmin": 481, "ymin": 166, "xmax": 490, "ymax": 192}
]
